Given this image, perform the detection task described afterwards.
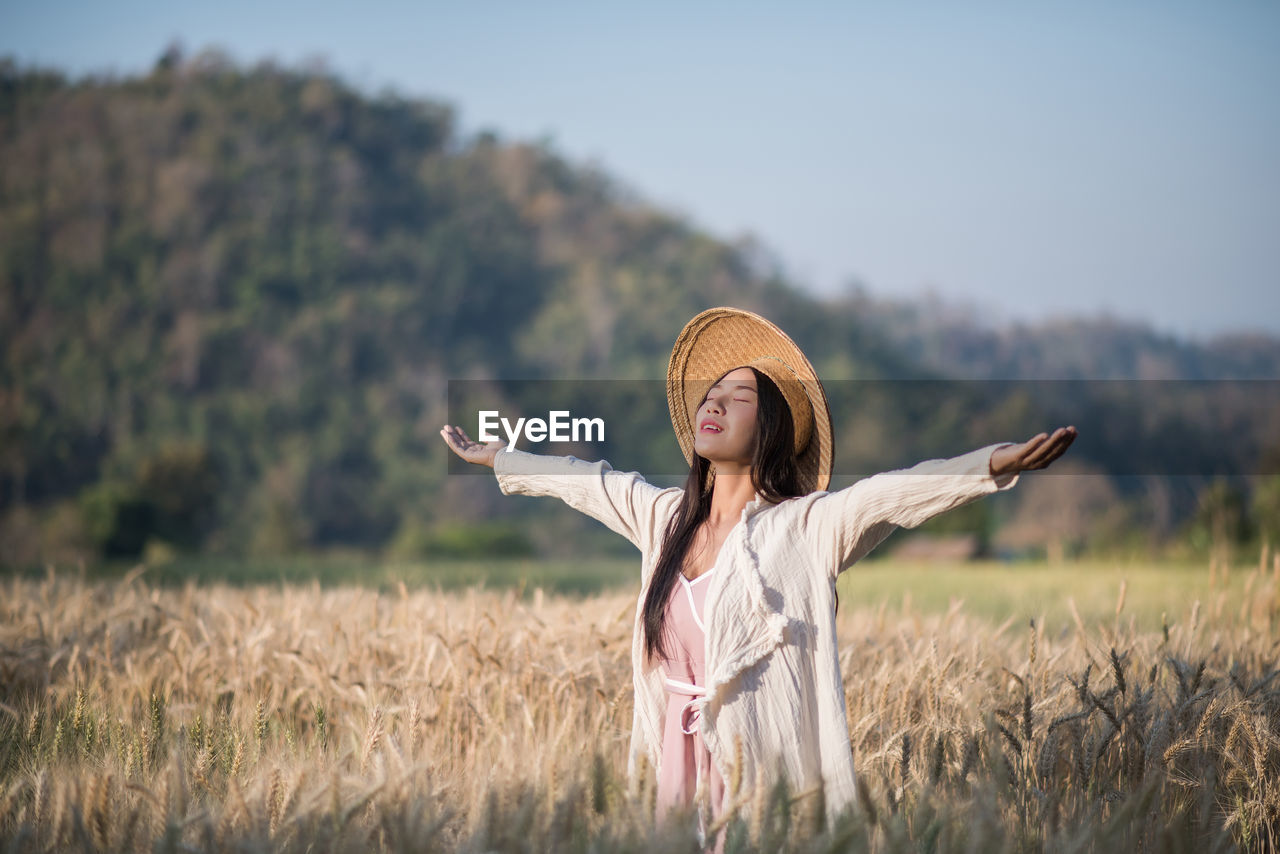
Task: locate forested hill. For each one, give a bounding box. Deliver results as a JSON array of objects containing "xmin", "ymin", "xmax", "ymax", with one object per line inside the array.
[
  {"xmin": 0, "ymin": 50, "xmax": 921, "ymax": 564},
  {"xmin": 1, "ymin": 50, "xmax": 1275, "ymax": 567}
]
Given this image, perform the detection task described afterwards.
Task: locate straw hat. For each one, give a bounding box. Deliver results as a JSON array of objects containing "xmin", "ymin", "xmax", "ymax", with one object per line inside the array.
[{"xmin": 666, "ymin": 307, "xmax": 834, "ymax": 493}]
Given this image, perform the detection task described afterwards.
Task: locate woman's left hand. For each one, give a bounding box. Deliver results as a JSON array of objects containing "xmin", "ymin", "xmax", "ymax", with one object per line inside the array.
[{"xmin": 990, "ymin": 426, "xmax": 1078, "ymax": 477}]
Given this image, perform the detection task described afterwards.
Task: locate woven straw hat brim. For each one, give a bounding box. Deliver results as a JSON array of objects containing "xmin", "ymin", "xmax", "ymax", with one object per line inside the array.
[{"xmin": 666, "ymin": 307, "xmax": 834, "ymax": 494}]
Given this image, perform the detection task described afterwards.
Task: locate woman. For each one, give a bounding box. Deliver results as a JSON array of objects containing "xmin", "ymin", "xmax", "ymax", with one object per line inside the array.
[{"xmin": 440, "ymin": 307, "xmax": 1076, "ymax": 838}]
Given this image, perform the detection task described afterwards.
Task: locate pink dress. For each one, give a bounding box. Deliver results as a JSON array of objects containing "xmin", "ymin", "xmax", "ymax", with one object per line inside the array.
[{"xmin": 657, "ymin": 568, "xmax": 726, "ymax": 829}]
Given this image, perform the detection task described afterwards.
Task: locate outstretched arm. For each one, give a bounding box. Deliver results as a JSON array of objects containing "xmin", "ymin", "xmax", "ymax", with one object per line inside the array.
[
  {"xmin": 806, "ymin": 426, "xmax": 1077, "ymax": 577},
  {"xmin": 439, "ymin": 424, "xmax": 680, "ymax": 555}
]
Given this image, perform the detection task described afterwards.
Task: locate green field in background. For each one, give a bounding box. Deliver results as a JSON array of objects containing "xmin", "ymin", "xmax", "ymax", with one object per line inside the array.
[
  {"xmin": 62, "ymin": 554, "xmax": 642, "ymax": 597},
  {"xmin": 11, "ymin": 552, "xmax": 1272, "ymax": 633},
  {"xmin": 835, "ymin": 557, "xmax": 1269, "ymax": 634}
]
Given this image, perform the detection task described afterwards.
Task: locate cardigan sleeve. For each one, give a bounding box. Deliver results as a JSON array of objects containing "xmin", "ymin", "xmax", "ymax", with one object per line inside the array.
[
  {"xmin": 803, "ymin": 443, "xmax": 1021, "ymax": 578},
  {"xmin": 492, "ymin": 448, "xmax": 681, "ymax": 554}
]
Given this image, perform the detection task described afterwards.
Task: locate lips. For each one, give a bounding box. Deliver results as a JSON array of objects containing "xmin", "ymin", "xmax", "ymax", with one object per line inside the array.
[{"xmin": 699, "ymin": 419, "xmax": 723, "ymax": 433}]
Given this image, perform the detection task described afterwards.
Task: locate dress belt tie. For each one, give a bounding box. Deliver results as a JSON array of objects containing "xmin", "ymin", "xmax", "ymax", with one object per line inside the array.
[{"xmin": 663, "ymin": 676, "xmax": 707, "ymax": 735}]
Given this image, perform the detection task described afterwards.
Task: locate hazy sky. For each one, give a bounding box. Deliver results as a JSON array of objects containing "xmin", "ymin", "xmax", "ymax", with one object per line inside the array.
[{"xmin": 5, "ymin": 1, "xmax": 1279, "ymax": 341}]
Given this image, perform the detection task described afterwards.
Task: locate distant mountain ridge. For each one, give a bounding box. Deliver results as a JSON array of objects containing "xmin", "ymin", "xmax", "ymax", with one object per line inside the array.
[{"xmin": 833, "ymin": 288, "xmax": 1280, "ymax": 381}]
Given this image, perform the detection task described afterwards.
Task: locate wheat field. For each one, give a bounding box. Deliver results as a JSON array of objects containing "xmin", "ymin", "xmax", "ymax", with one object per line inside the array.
[{"xmin": 2, "ymin": 558, "xmax": 1279, "ymax": 852}]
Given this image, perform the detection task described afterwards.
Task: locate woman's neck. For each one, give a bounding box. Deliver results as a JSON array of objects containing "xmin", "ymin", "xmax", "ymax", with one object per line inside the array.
[{"xmin": 707, "ymin": 470, "xmax": 757, "ymax": 526}]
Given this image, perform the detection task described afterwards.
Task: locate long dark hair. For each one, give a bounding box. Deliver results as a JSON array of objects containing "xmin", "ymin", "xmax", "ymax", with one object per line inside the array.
[{"xmin": 642, "ymin": 368, "xmax": 807, "ymax": 662}]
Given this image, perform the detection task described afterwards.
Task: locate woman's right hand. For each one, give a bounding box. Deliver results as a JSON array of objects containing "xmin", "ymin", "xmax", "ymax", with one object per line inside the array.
[{"xmin": 440, "ymin": 425, "xmax": 506, "ymax": 468}]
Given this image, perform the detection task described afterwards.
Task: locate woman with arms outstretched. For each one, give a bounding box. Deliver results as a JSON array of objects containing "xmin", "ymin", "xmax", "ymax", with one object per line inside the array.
[{"xmin": 441, "ymin": 307, "xmax": 1076, "ymax": 844}]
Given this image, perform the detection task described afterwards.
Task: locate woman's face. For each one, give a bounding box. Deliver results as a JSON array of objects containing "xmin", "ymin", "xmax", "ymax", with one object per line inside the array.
[{"xmin": 692, "ymin": 367, "xmax": 758, "ymax": 468}]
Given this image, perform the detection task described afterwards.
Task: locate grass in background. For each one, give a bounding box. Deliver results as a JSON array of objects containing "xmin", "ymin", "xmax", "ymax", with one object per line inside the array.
[
  {"xmin": 837, "ymin": 555, "xmax": 1273, "ymax": 632},
  {"xmin": 3, "ymin": 554, "xmax": 640, "ymax": 596},
  {"xmin": 11, "ymin": 551, "xmax": 1268, "ymax": 628}
]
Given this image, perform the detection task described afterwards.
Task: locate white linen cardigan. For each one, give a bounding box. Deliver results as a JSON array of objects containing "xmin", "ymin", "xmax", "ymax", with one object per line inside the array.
[{"xmin": 493, "ymin": 443, "xmax": 1020, "ymax": 823}]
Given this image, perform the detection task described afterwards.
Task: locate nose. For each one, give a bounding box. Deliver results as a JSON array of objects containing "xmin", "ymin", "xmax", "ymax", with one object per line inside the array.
[{"xmin": 702, "ymin": 391, "xmax": 725, "ymax": 415}]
